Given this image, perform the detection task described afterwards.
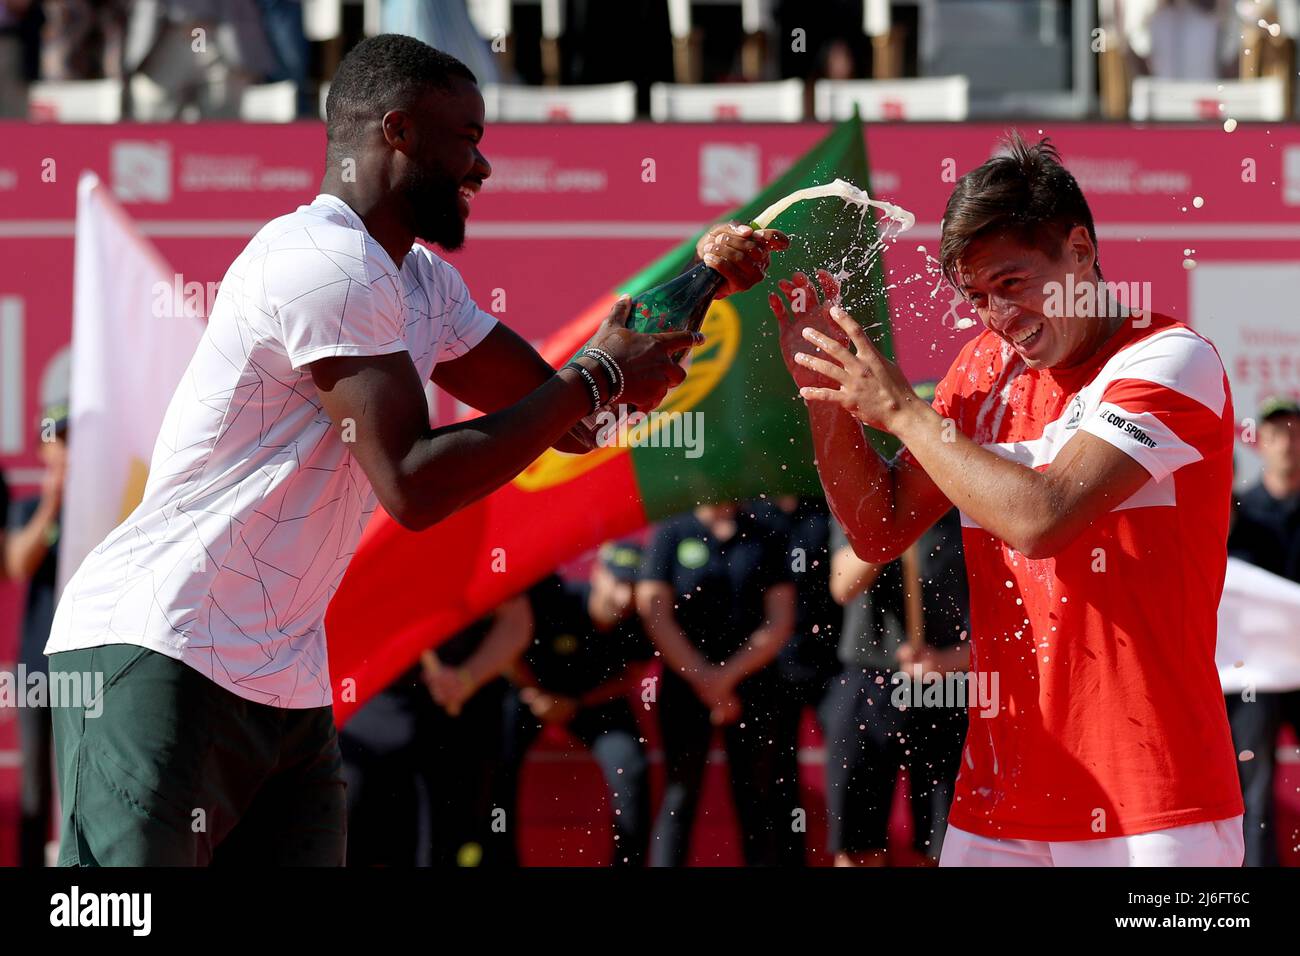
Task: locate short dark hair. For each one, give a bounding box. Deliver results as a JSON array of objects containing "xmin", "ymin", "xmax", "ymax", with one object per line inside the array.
[
  {"xmin": 939, "ymin": 131, "xmax": 1101, "ymax": 288},
  {"xmin": 325, "ymin": 34, "xmax": 477, "ymax": 150}
]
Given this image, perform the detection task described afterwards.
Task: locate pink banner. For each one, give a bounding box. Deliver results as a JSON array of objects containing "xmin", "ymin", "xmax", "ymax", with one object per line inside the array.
[{"xmin": 2, "ymin": 121, "xmax": 1299, "ymax": 659}]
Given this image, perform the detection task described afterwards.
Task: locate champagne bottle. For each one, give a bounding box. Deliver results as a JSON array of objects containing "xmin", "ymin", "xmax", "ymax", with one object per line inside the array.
[
  {"xmin": 566, "ymin": 258, "xmax": 730, "ymax": 449},
  {"xmin": 560, "ymin": 182, "xmax": 905, "ymax": 450},
  {"xmin": 622, "ymin": 259, "xmax": 727, "ymax": 336}
]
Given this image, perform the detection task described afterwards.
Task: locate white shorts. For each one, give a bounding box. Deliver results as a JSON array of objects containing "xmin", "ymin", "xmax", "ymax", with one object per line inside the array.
[{"xmin": 939, "ymin": 816, "xmax": 1244, "ymax": 867}]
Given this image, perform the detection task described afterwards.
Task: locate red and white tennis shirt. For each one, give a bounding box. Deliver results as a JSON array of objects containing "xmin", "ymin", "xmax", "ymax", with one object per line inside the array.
[{"xmin": 910, "ymin": 312, "xmax": 1244, "ymax": 841}]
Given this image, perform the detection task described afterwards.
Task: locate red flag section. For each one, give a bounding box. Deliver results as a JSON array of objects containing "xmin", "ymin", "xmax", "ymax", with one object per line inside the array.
[{"xmin": 325, "ymin": 295, "xmax": 639, "ymax": 723}]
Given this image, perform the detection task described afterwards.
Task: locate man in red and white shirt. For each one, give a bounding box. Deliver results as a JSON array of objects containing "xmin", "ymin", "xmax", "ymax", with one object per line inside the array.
[{"xmin": 772, "ymin": 132, "xmax": 1243, "ymax": 865}]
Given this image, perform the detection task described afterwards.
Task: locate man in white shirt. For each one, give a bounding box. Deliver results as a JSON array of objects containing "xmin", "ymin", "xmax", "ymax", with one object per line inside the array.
[{"xmin": 46, "ymin": 33, "xmax": 787, "ymax": 866}]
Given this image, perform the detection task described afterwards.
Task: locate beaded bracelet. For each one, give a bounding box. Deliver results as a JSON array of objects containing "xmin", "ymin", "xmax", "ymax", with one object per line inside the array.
[{"xmin": 582, "ymin": 347, "xmax": 625, "ymax": 406}]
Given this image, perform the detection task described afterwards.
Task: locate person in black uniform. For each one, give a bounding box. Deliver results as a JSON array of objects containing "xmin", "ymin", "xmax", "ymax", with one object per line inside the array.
[
  {"xmin": 824, "ymin": 503, "xmax": 970, "ymax": 866},
  {"xmin": 4, "ymin": 404, "xmax": 66, "ymax": 867},
  {"xmin": 497, "ymin": 542, "xmax": 654, "ymax": 866},
  {"xmin": 339, "ymin": 595, "xmax": 530, "ymax": 866},
  {"xmin": 745, "ymin": 495, "xmax": 841, "ymax": 866},
  {"xmin": 639, "ymin": 502, "xmax": 798, "ymax": 866},
  {"xmin": 1226, "ymin": 395, "xmax": 1300, "ymax": 867},
  {"xmin": 419, "ymin": 594, "xmax": 533, "ymax": 867},
  {"xmin": 1231, "ymin": 396, "xmax": 1300, "ymax": 580}
]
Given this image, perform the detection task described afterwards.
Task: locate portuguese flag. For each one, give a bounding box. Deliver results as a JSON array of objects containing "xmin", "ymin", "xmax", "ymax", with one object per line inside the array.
[{"xmin": 326, "ymin": 114, "xmax": 896, "ymax": 723}]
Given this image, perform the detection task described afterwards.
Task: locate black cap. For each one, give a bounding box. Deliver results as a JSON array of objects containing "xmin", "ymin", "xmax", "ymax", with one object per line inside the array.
[
  {"xmin": 1259, "ymin": 395, "xmax": 1300, "ymax": 422},
  {"xmin": 598, "ymin": 540, "xmax": 643, "ymax": 582}
]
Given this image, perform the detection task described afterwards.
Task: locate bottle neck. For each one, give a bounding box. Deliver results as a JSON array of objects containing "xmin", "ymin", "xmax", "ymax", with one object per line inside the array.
[{"xmin": 691, "ymin": 259, "xmax": 727, "ymax": 295}]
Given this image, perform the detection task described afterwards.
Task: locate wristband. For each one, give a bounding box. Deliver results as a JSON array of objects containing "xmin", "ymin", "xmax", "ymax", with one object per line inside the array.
[
  {"xmin": 582, "ymin": 347, "xmax": 624, "ymax": 406},
  {"xmin": 565, "ymin": 361, "xmax": 604, "ymax": 412}
]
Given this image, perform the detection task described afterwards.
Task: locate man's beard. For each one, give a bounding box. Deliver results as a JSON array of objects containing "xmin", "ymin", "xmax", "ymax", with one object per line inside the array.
[{"xmin": 405, "ymin": 166, "xmax": 465, "ymax": 251}]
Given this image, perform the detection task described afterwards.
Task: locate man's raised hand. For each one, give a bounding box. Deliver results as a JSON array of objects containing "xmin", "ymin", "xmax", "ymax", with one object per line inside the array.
[
  {"xmin": 697, "ymin": 222, "xmax": 790, "ymax": 299},
  {"xmin": 771, "ymin": 269, "xmax": 919, "ymax": 434},
  {"xmin": 769, "ymin": 269, "xmax": 853, "ymax": 390}
]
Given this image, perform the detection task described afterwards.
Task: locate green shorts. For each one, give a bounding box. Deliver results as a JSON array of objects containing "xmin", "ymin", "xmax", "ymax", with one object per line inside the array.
[{"xmin": 49, "ymin": 643, "xmax": 346, "ymax": 866}]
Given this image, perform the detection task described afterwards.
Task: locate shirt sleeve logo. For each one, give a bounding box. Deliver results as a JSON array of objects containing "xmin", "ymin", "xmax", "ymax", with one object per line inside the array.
[{"xmin": 1101, "ymin": 410, "xmax": 1158, "ymax": 448}]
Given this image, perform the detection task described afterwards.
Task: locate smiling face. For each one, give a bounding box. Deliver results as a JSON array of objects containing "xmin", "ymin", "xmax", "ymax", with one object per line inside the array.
[
  {"xmin": 395, "ymin": 76, "xmax": 491, "ymax": 251},
  {"xmin": 956, "ymin": 224, "xmax": 1105, "ymax": 371}
]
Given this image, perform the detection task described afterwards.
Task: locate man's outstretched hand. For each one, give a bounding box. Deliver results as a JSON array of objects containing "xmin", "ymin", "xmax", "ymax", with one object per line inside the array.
[
  {"xmin": 697, "ymin": 223, "xmax": 790, "ymax": 299},
  {"xmin": 771, "ymin": 269, "xmax": 920, "ymax": 434}
]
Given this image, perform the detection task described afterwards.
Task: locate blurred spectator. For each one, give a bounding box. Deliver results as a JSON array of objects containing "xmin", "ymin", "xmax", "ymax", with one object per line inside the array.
[
  {"xmin": 382, "ymin": 0, "xmax": 503, "ymax": 85},
  {"xmin": 775, "ymin": 0, "xmax": 871, "ymax": 81},
  {"xmin": 638, "ymin": 502, "xmax": 799, "ymax": 866},
  {"xmin": 824, "ymin": 506, "xmax": 969, "ymax": 866},
  {"xmin": 4, "ymin": 405, "xmax": 67, "ymax": 867},
  {"xmin": 1126, "ymin": 0, "xmax": 1237, "ymax": 81},
  {"xmin": 124, "ymin": 0, "xmax": 277, "ymax": 119},
  {"xmin": 497, "ymin": 543, "xmax": 654, "ymax": 867},
  {"xmin": 822, "ymin": 39, "xmax": 858, "ymax": 81},
  {"xmin": 39, "ymin": 0, "xmax": 128, "ymax": 81},
  {"xmin": 338, "ymin": 667, "xmax": 434, "ymax": 867},
  {"xmin": 419, "ymin": 596, "xmax": 530, "ymax": 867},
  {"xmin": 753, "ymin": 496, "xmax": 841, "ymax": 699},
  {"xmin": 1225, "ymin": 395, "xmax": 1300, "ymax": 866},
  {"xmin": 1232, "ymin": 397, "xmax": 1300, "ymax": 579},
  {"xmin": 748, "ymin": 495, "xmax": 841, "ymax": 863},
  {"xmin": 339, "ymin": 597, "xmax": 529, "ymax": 867},
  {"xmin": 255, "ymin": 0, "xmax": 310, "ymax": 117},
  {"xmin": 0, "ymin": 0, "xmax": 40, "ymax": 117}
]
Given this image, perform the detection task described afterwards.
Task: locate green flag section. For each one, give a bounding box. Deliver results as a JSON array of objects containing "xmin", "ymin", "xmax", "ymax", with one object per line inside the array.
[{"xmin": 326, "ymin": 115, "xmax": 896, "ymax": 724}]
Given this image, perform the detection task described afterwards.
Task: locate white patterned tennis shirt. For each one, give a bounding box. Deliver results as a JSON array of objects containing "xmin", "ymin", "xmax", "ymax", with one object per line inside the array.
[{"xmin": 48, "ymin": 194, "xmax": 496, "ymax": 707}]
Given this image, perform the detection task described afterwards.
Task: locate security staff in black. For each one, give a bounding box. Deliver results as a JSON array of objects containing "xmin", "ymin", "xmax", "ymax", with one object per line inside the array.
[
  {"xmin": 825, "ymin": 506, "xmax": 970, "ymax": 865},
  {"xmin": 746, "ymin": 495, "xmax": 841, "ymax": 866},
  {"xmin": 1225, "ymin": 395, "xmax": 1300, "ymax": 867},
  {"xmin": 497, "ymin": 543, "xmax": 654, "ymax": 866},
  {"xmin": 639, "ymin": 503, "xmax": 798, "ymax": 866},
  {"xmin": 340, "ymin": 596, "xmax": 530, "ymax": 867}
]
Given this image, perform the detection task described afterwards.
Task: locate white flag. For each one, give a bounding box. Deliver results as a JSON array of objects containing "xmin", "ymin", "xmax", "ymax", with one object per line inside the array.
[
  {"xmin": 1217, "ymin": 556, "xmax": 1300, "ymax": 695},
  {"xmin": 58, "ymin": 172, "xmax": 204, "ymax": 591}
]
